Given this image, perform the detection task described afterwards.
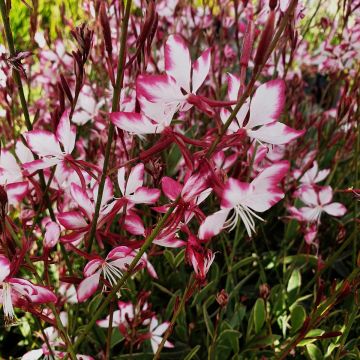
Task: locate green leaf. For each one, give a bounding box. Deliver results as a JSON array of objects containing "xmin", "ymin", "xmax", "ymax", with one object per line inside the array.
[
  {"xmin": 298, "ymin": 329, "xmax": 325, "ymax": 346},
  {"xmin": 218, "ymin": 329, "xmax": 241, "ymax": 354},
  {"xmin": 174, "ymin": 248, "xmax": 186, "ymax": 268},
  {"xmin": 290, "ymin": 305, "xmax": 306, "ymax": 333},
  {"xmin": 203, "ymin": 304, "xmax": 214, "ymax": 338},
  {"xmin": 254, "ymin": 298, "xmax": 266, "ymax": 334},
  {"xmin": 164, "ymin": 250, "xmax": 175, "ymax": 268},
  {"xmin": 111, "ymin": 328, "xmax": 124, "ymax": 348},
  {"xmin": 306, "ymin": 344, "xmax": 323, "ymax": 360},
  {"xmin": 287, "ymin": 269, "xmax": 301, "ymax": 304},
  {"xmin": 183, "ymin": 345, "xmax": 201, "ymax": 360}
]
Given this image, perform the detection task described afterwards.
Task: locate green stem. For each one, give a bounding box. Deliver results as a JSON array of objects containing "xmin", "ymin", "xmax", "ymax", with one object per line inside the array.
[
  {"xmin": 86, "ymin": 0, "xmax": 132, "ymax": 253},
  {"xmin": 153, "ymin": 276, "xmax": 195, "ymax": 360},
  {"xmin": 71, "ymin": 196, "xmax": 180, "ymax": 353}
]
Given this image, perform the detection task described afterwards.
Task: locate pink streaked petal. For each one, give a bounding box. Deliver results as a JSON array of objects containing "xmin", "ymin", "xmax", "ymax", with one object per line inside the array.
[
  {"xmin": 220, "ymin": 108, "xmax": 239, "ymax": 133},
  {"xmin": 247, "ymin": 122, "xmax": 305, "ymax": 145},
  {"xmin": 314, "ymin": 169, "xmax": 330, "ymax": 183},
  {"xmin": 70, "ymin": 183, "xmax": 94, "ymax": 219},
  {"xmin": 23, "ymin": 158, "xmax": 59, "ymax": 174},
  {"xmin": 136, "ymin": 74, "xmax": 184, "ymax": 104},
  {"xmin": 165, "ymin": 35, "xmax": 191, "ymax": 92},
  {"xmin": 124, "ymin": 214, "xmax": 145, "ymax": 235},
  {"xmin": 198, "ymin": 209, "xmax": 230, "ymax": 240},
  {"xmin": 77, "ymin": 272, "xmax": 101, "ymax": 302},
  {"xmin": 110, "ymin": 111, "xmax": 160, "ymax": 135},
  {"xmin": 117, "ymin": 167, "xmax": 126, "ymax": 196},
  {"xmin": 181, "ymin": 171, "xmax": 210, "ymax": 203},
  {"xmin": 318, "ymin": 186, "xmax": 333, "ymax": 205},
  {"xmin": 93, "ymin": 177, "xmax": 113, "ymax": 209},
  {"xmin": 192, "ymin": 48, "xmax": 211, "ymax": 92},
  {"xmin": 15, "ymin": 140, "xmax": 34, "ymax": 164},
  {"xmin": 247, "ymin": 79, "xmax": 285, "ymax": 129},
  {"xmin": 299, "ymin": 186, "xmax": 319, "ymax": 207},
  {"xmin": 57, "ymin": 211, "xmax": 88, "ymax": 230},
  {"xmin": 221, "ymin": 178, "xmax": 252, "ymax": 208},
  {"xmin": 56, "ymin": 109, "xmax": 76, "ymax": 154},
  {"xmin": 29, "ymin": 284, "xmax": 57, "ymax": 303},
  {"xmin": 84, "ymin": 259, "xmax": 103, "ymax": 276},
  {"xmin": 152, "ymin": 321, "xmax": 170, "ymax": 336},
  {"xmin": 44, "ymin": 221, "xmax": 60, "ymax": 248},
  {"xmin": 24, "ymin": 130, "xmax": 62, "ymax": 157},
  {"xmin": 126, "ymin": 163, "xmax": 144, "ymax": 195},
  {"xmin": 0, "ymin": 255, "xmax": 10, "ymax": 282},
  {"xmin": 243, "ymin": 161, "xmax": 289, "ymax": 212},
  {"xmin": 107, "ymin": 246, "xmax": 135, "ymax": 261},
  {"xmin": 323, "ymin": 202, "xmax": 347, "ymax": 217},
  {"xmin": 21, "ymin": 349, "xmax": 44, "ymax": 360},
  {"xmin": 129, "ymin": 187, "xmax": 161, "ymax": 204},
  {"xmin": 161, "ymin": 177, "xmax": 182, "ymax": 201},
  {"xmin": 6, "ymin": 181, "xmax": 28, "ymax": 205},
  {"xmin": 227, "ymin": 73, "xmax": 240, "ymax": 102}
]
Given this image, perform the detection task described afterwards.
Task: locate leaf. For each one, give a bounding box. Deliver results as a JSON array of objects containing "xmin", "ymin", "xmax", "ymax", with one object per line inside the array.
[
  {"xmin": 283, "ymin": 255, "xmax": 318, "ymax": 267},
  {"xmin": 111, "ymin": 328, "xmax": 124, "ymax": 348},
  {"xmin": 287, "ymin": 268, "xmax": 301, "ymax": 304},
  {"xmin": 254, "ymin": 298, "xmax": 266, "ymax": 334},
  {"xmin": 298, "ymin": 329, "xmax": 325, "ymax": 346},
  {"xmin": 203, "ymin": 304, "xmax": 214, "ymax": 338},
  {"xmin": 218, "ymin": 329, "xmax": 241, "ymax": 354},
  {"xmin": 306, "ymin": 344, "xmax": 323, "ymax": 360},
  {"xmin": 183, "ymin": 345, "xmax": 201, "ymax": 360},
  {"xmin": 174, "ymin": 248, "xmax": 186, "ymax": 267},
  {"xmin": 290, "ymin": 305, "xmax": 306, "ymax": 333},
  {"xmin": 164, "ymin": 250, "xmax": 175, "ymax": 268}
]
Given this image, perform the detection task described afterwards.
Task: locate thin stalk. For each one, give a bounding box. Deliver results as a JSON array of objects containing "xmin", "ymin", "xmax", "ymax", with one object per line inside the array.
[
  {"xmin": 5, "ymin": 220, "xmax": 77, "ymax": 360},
  {"xmin": 71, "ymin": 196, "xmax": 180, "ymax": 353},
  {"xmin": 105, "ymin": 301, "xmax": 115, "ymax": 360},
  {"xmin": 153, "ymin": 276, "xmax": 195, "ymax": 360},
  {"xmin": 86, "ymin": 0, "xmax": 132, "ymax": 253}
]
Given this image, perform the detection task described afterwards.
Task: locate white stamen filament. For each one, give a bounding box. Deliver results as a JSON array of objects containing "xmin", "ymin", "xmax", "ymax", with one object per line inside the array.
[
  {"xmin": 102, "ymin": 263, "xmax": 124, "ymax": 291},
  {"xmin": 224, "ymin": 204, "xmax": 265, "ymax": 237},
  {"xmin": 2, "ymin": 282, "xmax": 16, "ymax": 325}
]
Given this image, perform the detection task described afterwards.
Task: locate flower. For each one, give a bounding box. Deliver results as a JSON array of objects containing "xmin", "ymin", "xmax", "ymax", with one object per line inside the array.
[
  {"xmin": 148, "ymin": 316, "xmax": 174, "ymax": 354},
  {"xmin": 199, "ymin": 161, "xmax": 289, "ymax": 239}
]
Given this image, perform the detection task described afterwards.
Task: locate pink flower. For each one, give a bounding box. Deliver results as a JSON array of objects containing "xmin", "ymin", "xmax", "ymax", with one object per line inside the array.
[
  {"xmin": 220, "ymin": 75, "xmax": 304, "ymax": 145},
  {"xmin": 289, "ymin": 185, "xmax": 347, "ymax": 223},
  {"xmin": 199, "ymin": 161, "xmax": 289, "ymax": 239},
  {"xmin": 0, "ymin": 255, "xmax": 57, "ymax": 325},
  {"xmin": 77, "ymin": 246, "xmax": 155, "ymax": 302},
  {"xmin": 148, "ymin": 316, "xmax": 174, "ymax": 353},
  {"xmin": 23, "ymin": 110, "xmax": 76, "ymax": 174},
  {"xmin": 110, "ymin": 34, "xmax": 211, "ymax": 135}
]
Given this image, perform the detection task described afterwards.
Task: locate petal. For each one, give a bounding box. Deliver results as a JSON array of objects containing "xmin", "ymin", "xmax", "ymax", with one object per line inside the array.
[
  {"xmin": 220, "ymin": 108, "xmax": 239, "ymax": 133},
  {"xmin": 117, "ymin": 167, "xmax": 126, "ymax": 196},
  {"xmin": 15, "ymin": 140, "xmax": 34, "ymax": 164},
  {"xmin": 150, "ymin": 316, "xmax": 158, "ymax": 332},
  {"xmin": 0, "ymin": 150, "xmax": 22, "ymax": 183},
  {"xmin": 247, "ymin": 122, "xmax": 305, "ymax": 145},
  {"xmin": 83, "ymin": 259, "xmax": 103, "ymax": 277},
  {"xmin": 126, "ymin": 163, "xmax": 144, "ymax": 195},
  {"xmin": 44, "ymin": 221, "xmax": 60, "ymax": 248},
  {"xmin": 153, "ymin": 321, "xmax": 170, "ymax": 336},
  {"xmin": 323, "ymin": 202, "xmax": 347, "ymax": 217},
  {"xmin": 77, "ymin": 272, "xmax": 101, "ymax": 302},
  {"xmin": 165, "ymin": 35, "xmax": 191, "ymax": 92},
  {"xmin": 299, "ymin": 186, "xmax": 319, "ymax": 206},
  {"xmin": 29, "ymin": 284, "xmax": 57, "ymax": 303},
  {"xmin": 192, "ymin": 48, "xmax": 211, "ymax": 92},
  {"xmin": 6, "ymin": 181, "xmax": 28, "ymax": 205},
  {"xmin": 56, "ymin": 109, "xmax": 76, "ymax": 154},
  {"xmin": 318, "ymin": 186, "xmax": 333, "ymax": 205},
  {"xmin": 24, "ymin": 130, "xmax": 62, "ymax": 157},
  {"xmin": 244, "ymin": 161, "xmax": 289, "ymax": 212},
  {"xmin": 129, "ymin": 187, "xmax": 160, "ymax": 204},
  {"xmin": 198, "ymin": 209, "xmax": 230, "ymax": 240},
  {"xmin": 227, "ymin": 73, "xmax": 241, "ymax": 102},
  {"xmin": 21, "ymin": 349, "xmax": 44, "ymax": 360},
  {"xmin": 161, "ymin": 177, "xmax": 183, "ymax": 201},
  {"xmin": 247, "ymin": 79, "xmax": 285, "ymax": 129},
  {"xmin": 124, "ymin": 214, "xmax": 145, "ymax": 235},
  {"xmin": 23, "ymin": 158, "xmax": 59, "ymax": 174},
  {"xmin": 110, "ymin": 111, "xmax": 160, "ymax": 135},
  {"xmin": 221, "ymin": 178, "xmax": 252, "ymax": 208},
  {"xmin": 0, "ymin": 255, "xmax": 10, "ymax": 282},
  {"xmin": 57, "ymin": 211, "xmax": 88, "ymax": 230},
  {"xmin": 70, "ymin": 183, "xmax": 94, "ymax": 219}
]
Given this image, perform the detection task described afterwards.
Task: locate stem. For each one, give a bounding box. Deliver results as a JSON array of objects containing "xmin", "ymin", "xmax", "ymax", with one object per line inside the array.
[
  {"xmin": 205, "ymin": 0, "xmax": 298, "ymax": 159},
  {"xmin": 71, "ymin": 196, "xmax": 180, "ymax": 353},
  {"xmin": 153, "ymin": 276, "xmax": 195, "ymax": 360},
  {"xmin": 86, "ymin": 0, "xmax": 132, "ymax": 253},
  {"xmin": 0, "ymin": 0, "xmax": 32, "ymax": 131}
]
